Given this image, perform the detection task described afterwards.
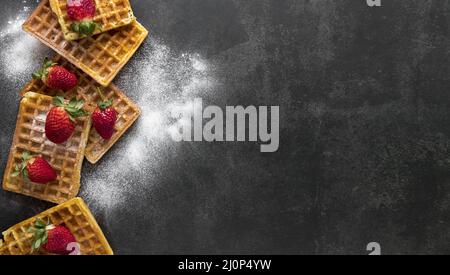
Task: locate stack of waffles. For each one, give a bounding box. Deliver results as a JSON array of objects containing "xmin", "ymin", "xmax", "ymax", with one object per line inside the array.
[
  {"xmin": 1, "ymin": 0, "xmax": 149, "ymax": 255},
  {"xmin": 24, "ymin": 0, "xmax": 148, "ymax": 86}
]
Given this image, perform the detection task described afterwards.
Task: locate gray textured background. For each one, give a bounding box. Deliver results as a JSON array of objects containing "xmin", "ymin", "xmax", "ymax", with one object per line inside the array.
[{"xmin": 1, "ymin": 0, "xmax": 450, "ymax": 255}]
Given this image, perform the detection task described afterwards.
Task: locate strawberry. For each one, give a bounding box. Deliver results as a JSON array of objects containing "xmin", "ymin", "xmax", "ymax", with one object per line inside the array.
[
  {"xmin": 33, "ymin": 58, "xmax": 78, "ymax": 91},
  {"xmin": 67, "ymin": 0, "xmax": 101, "ymax": 37},
  {"xmin": 29, "ymin": 219, "xmax": 77, "ymax": 255},
  {"xmin": 91, "ymin": 88, "xmax": 117, "ymax": 140},
  {"xmin": 11, "ymin": 152, "xmax": 57, "ymax": 184},
  {"xmin": 45, "ymin": 96, "xmax": 88, "ymax": 144}
]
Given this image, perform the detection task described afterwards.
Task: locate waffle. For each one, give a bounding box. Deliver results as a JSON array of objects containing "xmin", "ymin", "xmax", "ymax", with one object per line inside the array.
[
  {"xmin": 21, "ymin": 55, "xmax": 141, "ymax": 164},
  {"xmin": 23, "ymin": 0, "xmax": 148, "ymax": 87},
  {"xmin": 2, "ymin": 92, "xmax": 91, "ymax": 204},
  {"xmin": 0, "ymin": 198, "xmax": 113, "ymax": 255},
  {"xmin": 49, "ymin": 0, "xmax": 135, "ymax": 41}
]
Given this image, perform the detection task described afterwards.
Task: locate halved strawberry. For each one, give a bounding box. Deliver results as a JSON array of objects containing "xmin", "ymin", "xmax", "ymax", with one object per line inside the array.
[
  {"xmin": 11, "ymin": 152, "xmax": 57, "ymax": 184},
  {"xmin": 67, "ymin": 0, "xmax": 101, "ymax": 37},
  {"xmin": 45, "ymin": 96, "xmax": 88, "ymax": 144},
  {"xmin": 33, "ymin": 58, "xmax": 78, "ymax": 91},
  {"xmin": 29, "ymin": 218, "xmax": 77, "ymax": 255}
]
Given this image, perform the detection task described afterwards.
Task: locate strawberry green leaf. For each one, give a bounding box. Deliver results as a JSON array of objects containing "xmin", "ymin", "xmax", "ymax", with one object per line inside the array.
[
  {"xmin": 75, "ymin": 100, "xmax": 85, "ymax": 110},
  {"xmin": 98, "ymin": 99, "xmax": 113, "ymax": 110},
  {"xmin": 33, "ymin": 239, "xmax": 41, "ymax": 250},
  {"xmin": 22, "ymin": 151, "xmax": 32, "ymax": 161},
  {"xmin": 71, "ymin": 23, "xmax": 80, "ymax": 33},
  {"xmin": 35, "ymin": 219, "xmax": 46, "ymax": 228},
  {"xmin": 11, "ymin": 164, "xmax": 21, "ymax": 178},
  {"xmin": 53, "ymin": 96, "xmax": 65, "ymax": 107},
  {"xmin": 65, "ymin": 98, "xmax": 88, "ymax": 119},
  {"xmin": 10, "ymin": 171, "xmax": 20, "ymax": 177},
  {"xmin": 52, "ymin": 97, "xmax": 88, "ymax": 121},
  {"xmin": 32, "ymin": 71, "xmax": 43, "ymax": 80},
  {"xmin": 42, "ymin": 233, "xmax": 48, "ymax": 244},
  {"xmin": 80, "ymin": 21, "xmax": 95, "ymax": 36},
  {"xmin": 33, "ymin": 58, "xmax": 56, "ymax": 80},
  {"xmin": 43, "ymin": 57, "xmax": 57, "ymax": 69},
  {"xmin": 30, "ymin": 219, "xmax": 51, "ymax": 252},
  {"xmin": 20, "ymin": 162, "xmax": 26, "ymax": 172},
  {"xmin": 11, "ymin": 151, "xmax": 34, "ymax": 180},
  {"xmin": 68, "ymin": 97, "xmax": 78, "ymax": 107},
  {"xmin": 22, "ymin": 169, "xmax": 29, "ymax": 183},
  {"xmin": 71, "ymin": 21, "xmax": 101, "ymax": 37},
  {"xmin": 96, "ymin": 88, "xmax": 113, "ymax": 110}
]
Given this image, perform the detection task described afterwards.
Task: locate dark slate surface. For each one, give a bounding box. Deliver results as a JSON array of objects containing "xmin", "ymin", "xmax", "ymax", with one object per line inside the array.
[{"xmin": 0, "ymin": 0, "xmax": 449, "ymax": 255}]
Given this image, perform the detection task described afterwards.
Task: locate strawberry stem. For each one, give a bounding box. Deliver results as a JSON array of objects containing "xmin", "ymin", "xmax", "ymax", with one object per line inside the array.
[
  {"xmin": 32, "ymin": 57, "xmax": 56, "ymax": 80},
  {"xmin": 11, "ymin": 151, "xmax": 35, "ymax": 182},
  {"xmin": 52, "ymin": 96, "xmax": 88, "ymax": 121},
  {"xmin": 96, "ymin": 87, "xmax": 107, "ymax": 101},
  {"xmin": 96, "ymin": 88, "xmax": 113, "ymax": 110},
  {"xmin": 71, "ymin": 21, "xmax": 101, "ymax": 37},
  {"xmin": 29, "ymin": 218, "xmax": 51, "ymax": 253}
]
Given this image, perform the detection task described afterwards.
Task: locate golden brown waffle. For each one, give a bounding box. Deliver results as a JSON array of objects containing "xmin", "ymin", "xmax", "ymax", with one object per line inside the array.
[
  {"xmin": 0, "ymin": 197, "xmax": 113, "ymax": 255},
  {"xmin": 23, "ymin": 0, "xmax": 148, "ymax": 87},
  {"xmin": 2, "ymin": 92, "xmax": 91, "ymax": 204},
  {"xmin": 49, "ymin": 0, "xmax": 135, "ymax": 41},
  {"xmin": 21, "ymin": 55, "xmax": 141, "ymax": 164}
]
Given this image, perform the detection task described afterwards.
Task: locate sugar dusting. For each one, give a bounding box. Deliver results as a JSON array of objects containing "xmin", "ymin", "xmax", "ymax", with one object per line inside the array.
[
  {"xmin": 0, "ymin": 1, "xmax": 218, "ymax": 215},
  {"xmin": 82, "ymin": 39, "xmax": 217, "ymax": 212},
  {"xmin": 0, "ymin": 0, "xmax": 50, "ymax": 90}
]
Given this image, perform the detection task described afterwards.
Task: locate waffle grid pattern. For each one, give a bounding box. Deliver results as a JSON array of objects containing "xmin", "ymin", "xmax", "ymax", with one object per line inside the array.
[
  {"xmin": 2, "ymin": 92, "xmax": 91, "ymax": 204},
  {"xmin": 21, "ymin": 55, "xmax": 141, "ymax": 164},
  {"xmin": 23, "ymin": 0, "xmax": 148, "ymax": 86},
  {"xmin": 0, "ymin": 198, "xmax": 113, "ymax": 255},
  {"xmin": 50, "ymin": 0, "xmax": 135, "ymax": 40}
]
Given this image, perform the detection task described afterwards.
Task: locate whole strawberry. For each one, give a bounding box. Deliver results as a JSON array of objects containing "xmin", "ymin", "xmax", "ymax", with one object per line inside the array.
[
  {"xmin": 11, "ymin": 152, "xmax": 57, "ymax": 184},
  {"xmin": 29, "ymin": 219, "xmax": 77, "ymax": 255},
  {"xmin": 67, "ymin": 0, "xmax": 101, "ymax": 37},
  {"xmin": 92, "ymin": 88, "xmax": 117, "ymax": 140},
  {"xmin": 45, "ymin": 96, "xmax": 88, "ymax": 144},
  {"xmin": 33, "ymin": 58, "xmax": 78, "ymax": 91}
]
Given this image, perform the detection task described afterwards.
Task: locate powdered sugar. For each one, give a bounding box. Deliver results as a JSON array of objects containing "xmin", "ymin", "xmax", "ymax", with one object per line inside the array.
[
  {"xmin": 121, "ymin": 41, "xmax": 216, "ymax": 164},
  {"xmin": 81, "ymin": 39, "xmax": 217, "ymax": 213},
  {"xmin": 0, "ymin": 0, "xmax": 51, "ymax": 90}
]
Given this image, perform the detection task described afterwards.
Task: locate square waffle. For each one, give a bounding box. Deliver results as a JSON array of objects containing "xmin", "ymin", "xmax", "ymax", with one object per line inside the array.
[
  {"xmin": 23, "ymin": 0, "xmax": 148, "ymax": 87},
  {"xmin": 20, "ymin": 55, "xmax": 141, "ymax": 164},
  {"xmin": 49, "ymin": 0, "xmax": 135, "ymax": 41},
  {"xmin": 2, "ymin": 92, "xmax": 91, "ymax": 204},
  {"xmin": 0, "ymin": 197, "xmax": 113, "ymax": 255}
]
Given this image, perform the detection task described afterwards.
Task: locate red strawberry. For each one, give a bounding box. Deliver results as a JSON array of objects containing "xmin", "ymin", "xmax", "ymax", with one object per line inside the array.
[
  {"xmin": 33, "ymin": 58, "xmax": 78, "ymax": 91},
  {"xmin": 29, "ymin": 219, "xmax": 77, "ymax": 255},
  {"xmin": 45, "ymin": 96, "xmax": 88, "ymax": 144},
  {"xmin": 46, "ymin": 107, "xmax": 75, "ymax": 143},
  {"xmin": 67, "ymin": 0, "xmax": 96, "ymax": 20},
  {"xmin": 67, "ymin": 0, "xmax": 101, "ymax": 37},
  {"xmin": 11, "ymin": 152, "xmax": 57, "ymax": 184},
  {"xmin": 43, "ymin": 226, "xmax": 77, "ymax": 255},
  {"xmin": 91, "ymin": 88, "xmax": 117, "ymax": 140}
]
